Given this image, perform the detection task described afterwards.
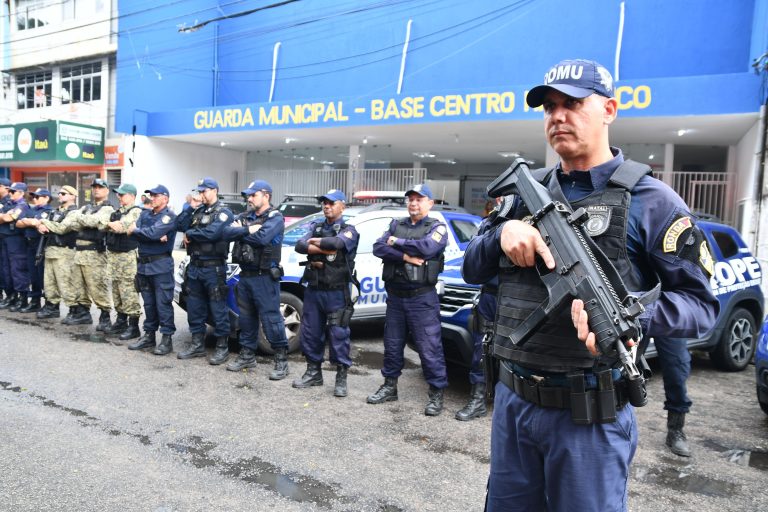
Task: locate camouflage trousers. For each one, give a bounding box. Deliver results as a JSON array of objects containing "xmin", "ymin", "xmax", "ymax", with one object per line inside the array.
[
  {"xmin": 71, "ymin": 249, "xmax": 112, "ymax": 311},
  {"xmin": 108, "ymin": 250, "xmax": 141, "ymax": 317},
  {"xmin": 43, "ymin": 246, "xmax": 77, "ymax": 306}
]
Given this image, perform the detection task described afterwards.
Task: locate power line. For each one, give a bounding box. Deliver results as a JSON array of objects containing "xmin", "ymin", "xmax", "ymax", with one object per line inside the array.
[{"xmin": 178, "ymin": 0, "xmax": 301, "ymax": 32}]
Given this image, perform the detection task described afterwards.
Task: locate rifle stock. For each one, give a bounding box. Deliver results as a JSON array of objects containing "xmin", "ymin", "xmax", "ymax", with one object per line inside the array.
[{"xmin": 487, "ymin": 159, "xmax": 647, "ymax": 407}]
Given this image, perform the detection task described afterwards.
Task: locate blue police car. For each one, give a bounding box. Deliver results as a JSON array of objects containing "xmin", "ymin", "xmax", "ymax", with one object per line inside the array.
[
  {"xmin": 756, "ymin": 318, "xmax": 768, "ymax": 415},
  {"xmin": 439, "ymin": 220, "xmax": 764, "ymax": 372},
  {"xmin": 174, "ymin": 204, "xmax": 481, "ymax": 353}
]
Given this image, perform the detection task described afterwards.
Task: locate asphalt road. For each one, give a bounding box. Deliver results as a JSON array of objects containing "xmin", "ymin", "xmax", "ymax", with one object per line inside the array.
[{"xmin": 1, "ymin": 306, "xmax": 767, "ymax": 512}]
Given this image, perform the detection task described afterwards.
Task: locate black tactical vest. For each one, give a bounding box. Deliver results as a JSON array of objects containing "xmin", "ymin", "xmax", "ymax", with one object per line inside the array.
[
  {"xmin": 48, "ymin": 205, "xmax": 78, "ymax": 248},
  {"xmin": 301, "ymin": 221, "xmax": 354, "ymax": 288},
  {"xmin": 382, "ymin": 217, "xmax": 444, "ymax": 286},
  {"xmin": 231, "ymin": 207, "xmax": 282, "ymax": 269},
  {"xmin": 77, "ymin": 203, "xmax": 108, "ymax": 250},
  {"xmin": 186, "ymin": 201, "xmax": 230, "ymax": 259},
  {"xmin": 106, "ymin": 206, "xmax": 140, "ymax": 252},
  {"xmin": 493, "ymin": 161, "xmax": 652, "ymax": 372}
]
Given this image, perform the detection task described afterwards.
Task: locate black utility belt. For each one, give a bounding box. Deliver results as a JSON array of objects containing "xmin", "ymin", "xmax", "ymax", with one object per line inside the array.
[
  {"xmin": 107, "ymin": 247, "xmax": 136, "ymax": 253},
  {"xmin": 499, "ymin": 363, "xmax": 628, "ymax": 425},
  {"xmin": 240, "ymin": 269, "xmax": 269, "ymax": 277},
  {"xmin": 386, "ymin": 286, "xmax": 433, "ymax": 298},
  {"xmin": 189, "ymin": 258, "xmax": 225, "ymax": 267},
  {"xmin": 139, "ymin": 253, "xmax": 171, "ymax": 264},
  {"xmin": 75, "ymin": 243, "xmax": 104, "ymax": 252}
]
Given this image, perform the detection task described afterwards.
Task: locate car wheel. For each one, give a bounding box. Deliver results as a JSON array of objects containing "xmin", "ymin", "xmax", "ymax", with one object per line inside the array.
[
  {"xmin": 710, "ymin": 307, "xmax": 756, "ymax": 372},
  {"xmin": 257, "ymin": 291, "xmax": 303, "ymax": 354}
]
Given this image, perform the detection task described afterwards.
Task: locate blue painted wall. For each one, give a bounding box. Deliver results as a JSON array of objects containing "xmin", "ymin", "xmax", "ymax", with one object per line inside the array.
[{"xmin": 116, "ymin": 0, "xmax": 767, "ymax": 135}]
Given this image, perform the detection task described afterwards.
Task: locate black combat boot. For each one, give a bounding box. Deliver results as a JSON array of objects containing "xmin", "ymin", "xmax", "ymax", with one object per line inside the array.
[
  {"xmin": 208, "ymin": 336, "xmax": 230, "ymax": 365},
  {"xmin": 292, "ymin": 360, "xmax": 323, "ymax": 388},
  {"xmin": 455, "ymin": 383, "xmax": 488, "ymax": 421},
  {"xmin": 61, "ymin": 305, "xmax": 78, "ymax": 324},
  {"xmin": 424, "ymin": 385, "xmax": 445, "ymax": 416},
  {"xmin": 367, "ymin": 377, "xmax": 398, "ymax": 404},
  {"xmin": 0, "ymin": 292, "xmax": 16, "ymax": 309},
  {"xmin": 37, "ymin": 302, "xmax": 60, "ymax": 319},
  {"xmin": 178, "ymin": 332, "xmax": 207, "ymax": 359},
  {"xmin": 106, "ymin": 313, "xmax": 128, "ymax": 334},
  {"xmin": 269, "ymin": 347, "xmax": 289, "ymax": 380},
  {"xmin": 666, "ymin": 411, "xmax": 691, "ymax": 457},
  {"xmin": 9, "ymin": 294, "xmax": 28, "ymax": 312},
  {"xmin": 153, "ymin": 334, "xmax": 173, "ymax": 356},
  {"xmin": 95, "ymin": 310, "xmax": 112, "ymax": 332},
  {"xmin": 128, "ymin": 331, "xmax": 156, "ymax": 351},
  {"xmin": 227, "ymin": 347, "xmax": 257, "ymax": 371},
  {"xmin": 69, "ymin": 305, "xmax": 93, "ymax": 325},
  {"xmin": 20, "ymin": 296, "xmax": 41, "ymax": 313},
  {"xmin": 119, "ymin": 316, "xmax": 141, "ymax": 341},
  {"xmin": 334, "ymin": 365, "xmax": 348, "ymax": 397}
]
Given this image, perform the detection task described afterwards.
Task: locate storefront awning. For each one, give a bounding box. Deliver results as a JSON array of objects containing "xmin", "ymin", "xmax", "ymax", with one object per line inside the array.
[{"xmin": 0, "ymin": 121, "xmax": 104, "ymax": 167}]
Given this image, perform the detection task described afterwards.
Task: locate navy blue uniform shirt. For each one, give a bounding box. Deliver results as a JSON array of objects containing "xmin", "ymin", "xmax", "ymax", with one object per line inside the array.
[
  {"xmin": 131, "ymin": 207, "xmax": 178, "ymax": 275},
  {"xmin": 295, "ymin": 217, "xmax": 359, "ymax": 262},
  {"xmin": 20, "ymin": 204, "xmax": 53, "ymax": 240},
  {"xmin": 223, "ymin": 207, "xmax": 285, "ymax": 269},
  {"xmin": 462, "ymin": 149, "xmax": 718, "ymax": 340}
]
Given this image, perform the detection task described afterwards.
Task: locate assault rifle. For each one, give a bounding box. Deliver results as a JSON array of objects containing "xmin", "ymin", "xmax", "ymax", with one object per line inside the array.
[
  {"xmin": 487, "ymin": 159, "xmax": 647, "ymax": 407},
  {"xmin": 34, "ymin": 235, "xmax": 47, "ymax": 266}
]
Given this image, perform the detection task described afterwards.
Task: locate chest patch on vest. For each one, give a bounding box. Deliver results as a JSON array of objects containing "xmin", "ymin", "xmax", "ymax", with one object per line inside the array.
[
  {"xmin": 326, "ymin": 253, "xmax": 337, "ymax": 261},
  {"xmin": 662, "ymin": 216, "xmax": 692, "ymax": 253},
  {"xmin": 584, "ymin": 205, "xmax": 611, "ymax": 237}
]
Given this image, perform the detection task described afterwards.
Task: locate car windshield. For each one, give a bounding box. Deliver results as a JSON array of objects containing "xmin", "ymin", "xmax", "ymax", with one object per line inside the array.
[{"xmin": 279, "ymin": 203, "xmax": 321, "ymax": 218}]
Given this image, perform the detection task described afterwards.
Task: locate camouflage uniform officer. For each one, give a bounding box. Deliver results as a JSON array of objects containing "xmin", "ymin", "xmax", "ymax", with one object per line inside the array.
[
  {"xmin": 104, "ymin": 183, "xmax": 143, "ymax": 341},
  {"xmin": 41, "ymin": 179, "xmax": 114, "ymax": 327},
  {"xmin": 32, "ymin": 186, "xmax": 79, "ymax": 319},
  {"xmin": 14, "ymin": 188, "xmax": 54, "ymax": 313}
]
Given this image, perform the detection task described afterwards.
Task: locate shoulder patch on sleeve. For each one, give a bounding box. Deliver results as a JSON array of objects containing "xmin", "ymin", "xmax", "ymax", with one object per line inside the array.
[
  {"xmin": 162, "ymin": 215, "xmax": 171, "ymax": 224},
  {"xmin": 436, "ymin": 225, "xmax": 447, "ymax": 235},
  {"xmin": 218, "ymin": 212, "xmax": 228, "ymax": 222},
  {"xmin": 431, "ymin": 231, "xmax": 443, "ymax": 242},
  {"xmin": 269, "ymin": 210, "xmax": 279, "ymax": 217},
  {"xmin": 662, "ymin": 216, "xmax": 692, "ymax": 253},
  {"xmin": 344, "ymin": 230, "xmax": 353, "ymax": 239},
  {"xmin": 699, "ymin": 241, "xmax": 714, "ymax": 277}
]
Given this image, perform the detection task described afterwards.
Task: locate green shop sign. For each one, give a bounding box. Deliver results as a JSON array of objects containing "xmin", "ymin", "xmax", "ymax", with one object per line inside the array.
[{"xmin": 0, "ymin": 121, "xmax": 104, "ymax": 165}]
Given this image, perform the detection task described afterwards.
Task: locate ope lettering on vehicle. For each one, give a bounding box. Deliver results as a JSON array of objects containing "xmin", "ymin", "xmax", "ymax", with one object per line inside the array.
[{"xmin": 710, "ymin": 256, "xmax": 763, "ymax": 295}]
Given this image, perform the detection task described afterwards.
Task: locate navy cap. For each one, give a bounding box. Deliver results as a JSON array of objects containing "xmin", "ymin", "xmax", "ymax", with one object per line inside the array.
[
  {"xmin": 241, "ymin": 179, "xmax": 272, "ymax": 196},
  {"xmin": 196, "ymin": 177, "xmax": 219, "ymax": 191},
  {"xmin": 0, "ymin": 178, "xmax": 10, "ymax": 187},
  {"xmin": 10, "ymin": 182, "xmax": 28, "ymax": 192},
  {"xmin": 319, "ymin": 189, "xmax": 346, "ymax": 203},
  {"xmin": 92, "ymin": 178, "xmax": 109, "ymax": 188},
  {"xmin": 145, "ymin": 184, "xmax": 170, "ymax": 196},
  {"xmin": 31, "ymin": 188, "xmax": 51, "ymax": 197},
  {"xmin": 405, "ymin": 183, "xmax": 433, "ymax": 200},
  {"xmin": 526, "ymin": 59, "xmax": 614, "ymax": 108}
]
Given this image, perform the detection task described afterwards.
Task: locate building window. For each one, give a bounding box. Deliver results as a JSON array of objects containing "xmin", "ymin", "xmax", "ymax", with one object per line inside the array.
[
  {"xmin": 16, "ymin": 71, "xmax": 52, "ymax": 109},
  {"xmin": 61, "ymin": 61, "xmax": 102, "ymax": 104}
]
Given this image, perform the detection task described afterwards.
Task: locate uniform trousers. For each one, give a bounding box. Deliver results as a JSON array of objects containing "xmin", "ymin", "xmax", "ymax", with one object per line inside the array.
[
  {"xmin": 298, "ymin": 287, "xmax": 351, "ymax": 366},
  {"xmin": 185, "ymin": 263, "xmax": 230, "ymax": 337},
  {"xmin": 654, "ymin": 337, "xmax": 692, "ymax": 414},
  {"xmin": 486, "ymin": 382, "xmax": 637, "ymax": 512},
  {"xmin": 236, "ymin": 273, "xmax": 288, "ymax": 351},
  {"xmin": 381, "ymin": 289, "xmax": 448, "ymax": 388},
  {"xmin": 139, "ymin": 271, "xmax": 176, "ymax": 335}
]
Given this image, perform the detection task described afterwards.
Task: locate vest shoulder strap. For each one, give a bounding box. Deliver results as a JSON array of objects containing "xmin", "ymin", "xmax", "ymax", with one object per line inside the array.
[{"xmin": 608, "ymin": 160, "xmax": 652, "ymax": 191}]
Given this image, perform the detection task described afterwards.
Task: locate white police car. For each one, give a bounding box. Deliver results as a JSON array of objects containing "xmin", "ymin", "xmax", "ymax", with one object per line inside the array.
[{"xmin": 174, "ymin": 204, "xmax": 481, "ymax": 353}]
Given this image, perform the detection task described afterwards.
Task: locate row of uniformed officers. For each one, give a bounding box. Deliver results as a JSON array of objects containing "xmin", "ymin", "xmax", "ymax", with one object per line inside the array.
[{"xmin": 0, "ymin": 176, "xmax": 484, "ymax": 420}]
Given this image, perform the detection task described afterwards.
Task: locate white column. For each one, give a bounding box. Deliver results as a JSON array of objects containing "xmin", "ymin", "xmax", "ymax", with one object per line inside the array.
[{"xmin": 662, "ymin": 143, "xmax": 674, "ymax": 186}]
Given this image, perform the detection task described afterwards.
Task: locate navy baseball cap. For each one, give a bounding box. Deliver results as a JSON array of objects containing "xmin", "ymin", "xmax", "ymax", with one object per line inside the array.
[
  {"xmin": 319, "ymin": 189, "xmax": 346, "ymax": 203},
  {"xmin": 241, "ymin": 180, "xmax": 272, "ymax": 196},
  {"xmin": 0, "ymin": 178, "xmax": 10, "ymax": 187},
  {"xmin": 30, "ymin": 188, "xmax": 51, "ymax": 197},
  {"xmin": 196, "ymin": 177, "xmax": 219, "ymax": 191},
  {"xmin": 92, "ymin": 178, "xmax": 109, "ymax": 188},
  {"xmin": 145, "ymin": 184, "xmax": 170, "ymax": 196},
  {"xmin": 405, "ymin": 183, "xmax": 433, "ymax": 200},
  {"xmin": 526, "ymin": 59, "xmax": 615, "ymax": 108},
  {"xmin": 10, "ymin": 182, "xmax": 28, "ymax": 192}
]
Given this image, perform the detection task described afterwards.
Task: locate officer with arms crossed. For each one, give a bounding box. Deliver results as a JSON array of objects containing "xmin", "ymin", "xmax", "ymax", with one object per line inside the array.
[
  {"xmin": 292, "ymin": 189, "xmax": 359, "ymax": 397},
  {"xmin": 0, "ymin": 178, "xmax": 13, "ymax": 305},
  {"xmin": 463, "ymin": 59, "xmax": 719, "ymax": 511},
  {"xmin": 15, "ymin": 188, "xmax": 53, "ymax": 313},
  {"xmin": 367, "ymin": 183, "xmax": 449, "ymax": 416},
  {"xmin": 127, "ymin": 184, "xmax": 178, "ymax": 355},
  {"xmin": 176, "ymin": 177, "xmax": 234, "ymax": 362},
  {"xmin": 223, "ymin": 180, "xmax": 291, "ymax": 379},
  {"xmin": 0, "ymin": 182, "xmax": 32, "ymax": 311},
  {"xmin": 31, "ymin": 186, "xmax": 79, "ymax": 320},
  {"xmin": 104, "ymin": 183, "xmax": 143, "ymax": 341}
]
